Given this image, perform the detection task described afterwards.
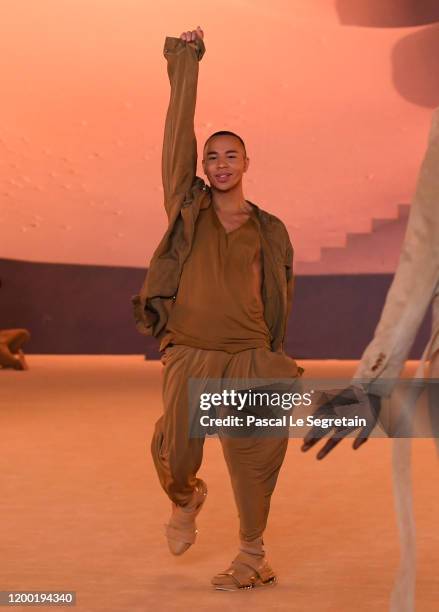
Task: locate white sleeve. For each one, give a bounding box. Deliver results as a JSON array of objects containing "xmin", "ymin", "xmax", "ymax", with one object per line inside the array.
[{"xmin": 354, "ymin": 108, "xmax": 439, "ymax": 396}]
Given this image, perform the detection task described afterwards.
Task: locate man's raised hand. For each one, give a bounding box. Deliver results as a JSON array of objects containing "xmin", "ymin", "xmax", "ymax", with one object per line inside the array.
[{"xmin": 180, "ymin": 26, "xmax": 204, "ymax": 49}]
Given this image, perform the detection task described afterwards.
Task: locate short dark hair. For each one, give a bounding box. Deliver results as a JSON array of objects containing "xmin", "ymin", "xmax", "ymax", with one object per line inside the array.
[{"xmin": 203, "ymin": 130, "xmax": 247, "ymax": 157}]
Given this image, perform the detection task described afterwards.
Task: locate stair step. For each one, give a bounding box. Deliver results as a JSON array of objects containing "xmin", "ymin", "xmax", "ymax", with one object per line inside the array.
[
  {"xmin": 372, "ymin": 217, "xmax": 398, "ymax": 231},
  {"xmin": 296, "ymin": 202, "xmax": 411, "ymax": 274}
]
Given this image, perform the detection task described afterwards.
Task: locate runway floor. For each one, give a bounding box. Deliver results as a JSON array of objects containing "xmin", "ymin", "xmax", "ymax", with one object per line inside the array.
[{"xmin": 1, "ymin": 356, "xmax": 438, "ymax": 611}]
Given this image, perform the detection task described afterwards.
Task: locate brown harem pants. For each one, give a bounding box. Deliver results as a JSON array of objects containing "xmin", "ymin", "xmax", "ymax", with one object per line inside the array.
[{"xmin": 151, "ymin": 343, "xmax": 300, "ymax": 542}]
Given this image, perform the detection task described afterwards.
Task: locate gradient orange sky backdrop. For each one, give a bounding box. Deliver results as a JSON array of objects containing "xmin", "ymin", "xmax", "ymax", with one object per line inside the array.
[{"xmin": 0, "ymin": 1, "xmax": 436, "ymax": 269}]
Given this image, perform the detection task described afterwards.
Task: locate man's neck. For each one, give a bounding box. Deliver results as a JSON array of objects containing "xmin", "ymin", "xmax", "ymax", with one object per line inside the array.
[{"xmin": 210, "ymin": 183, "xmax": 251, "ymax": 214}]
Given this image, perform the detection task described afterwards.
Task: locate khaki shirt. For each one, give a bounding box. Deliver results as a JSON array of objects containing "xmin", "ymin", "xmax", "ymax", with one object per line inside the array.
[
  {"xmin": 160, "ymin": 203, "xmax": 271, "ymax": 353},
  {"xmin": 131, "ymin": 35, "xmax": 295, "ymax": 353}
]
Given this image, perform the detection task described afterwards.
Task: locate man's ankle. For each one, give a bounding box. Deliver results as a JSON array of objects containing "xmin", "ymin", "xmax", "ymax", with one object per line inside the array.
[
  {"xmin": 181, "ymin": 480, "xmax": 207, "ymax": 513},
  {"xmin": 239, "ymin": 536, "xmax": 265, "ymax": 558}
]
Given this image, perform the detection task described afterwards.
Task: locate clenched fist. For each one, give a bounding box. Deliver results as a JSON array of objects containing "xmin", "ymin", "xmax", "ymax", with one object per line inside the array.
[{"xmin": 180, "ymin": 26, "xmax": 204, "ymax": 49}]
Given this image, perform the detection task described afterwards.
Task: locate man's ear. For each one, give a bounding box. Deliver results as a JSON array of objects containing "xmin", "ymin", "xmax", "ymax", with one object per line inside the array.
[
  {"xmin": 244, "ymin": 156, "xmax": 250, "ymax": 173},
  {"xmin": 201, "ymin": 158, "xmax": 207, "ymax": 175}
]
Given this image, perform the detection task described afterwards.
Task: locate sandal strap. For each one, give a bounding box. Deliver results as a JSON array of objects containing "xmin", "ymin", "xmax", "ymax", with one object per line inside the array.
[
  {"xmin": 233, "ymin": 552, "xmax": 275, "ymax": 583},
  {"xmin": 215, "ymin": 569, "xmax": 254, "ymax": 589},
  {"xmin": 215, "ymin": 552, "xmax": 275, "ymax": 588},
  {"xmin": 164, "ymin": 481, "xmax": 207, "ymax": 548},
  {"xmin": 165, "ymin": 523, "xmax": 197, "ymax": 545},
  {"xmin": 186, "ymin": 479, "xmax": 208, "ymax": 517}
]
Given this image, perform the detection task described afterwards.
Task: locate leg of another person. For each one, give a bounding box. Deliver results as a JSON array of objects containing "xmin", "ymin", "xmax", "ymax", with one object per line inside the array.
[{"xmin": 0, "ymin": 329, "xmax": 30, "ymax": 369}]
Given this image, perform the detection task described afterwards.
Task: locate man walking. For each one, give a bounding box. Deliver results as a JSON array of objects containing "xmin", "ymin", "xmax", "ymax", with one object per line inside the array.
[{"xmin": 132, "ymin": 26, "xmax": 301, "ymax": 590}]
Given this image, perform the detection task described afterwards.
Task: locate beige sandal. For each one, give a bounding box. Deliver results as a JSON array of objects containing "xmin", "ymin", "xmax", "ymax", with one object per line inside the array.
[
  {"xmin": 211, "ymin": 551, "xmax": 277, "ymax": 591},
  {"xmin": 165, "ymin": 479, "xmax": 207, "ymax": 556}
]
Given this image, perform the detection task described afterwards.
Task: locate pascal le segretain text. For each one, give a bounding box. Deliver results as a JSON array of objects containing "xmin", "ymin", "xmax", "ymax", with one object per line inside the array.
[{"xmin": 199, "ymin": 414, "xmax": 367, "ymax": 429}]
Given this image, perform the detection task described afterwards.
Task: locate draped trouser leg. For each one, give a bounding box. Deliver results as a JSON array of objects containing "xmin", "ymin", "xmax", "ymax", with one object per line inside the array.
[
  {"xmin": 151, "ymin": 345, "xmax": 226, "ymax": 507},
  {"xmin": 220, "ymin": 435, "xmax": 288, "ymax": 541},
  {"xmin": 219, "ymin": 347, "xmax": 299, "ymax": 541},
  {"xmin": 151, "ymin": 344, "xmax": 300, "ymax": 537}
]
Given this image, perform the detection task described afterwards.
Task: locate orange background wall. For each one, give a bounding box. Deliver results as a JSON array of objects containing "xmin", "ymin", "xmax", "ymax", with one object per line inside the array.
[{"xmin": 1, "ymin": 1, "xmax": 438, "ymax": 269}]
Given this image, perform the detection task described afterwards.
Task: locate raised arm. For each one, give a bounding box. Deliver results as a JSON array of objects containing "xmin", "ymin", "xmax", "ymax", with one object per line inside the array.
[{"xmin": 161, "ymin": 27, "xmax": 205, "ymax": 221}]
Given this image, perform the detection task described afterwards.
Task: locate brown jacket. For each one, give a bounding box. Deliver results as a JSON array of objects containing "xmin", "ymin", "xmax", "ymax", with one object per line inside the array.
[{"xmin": 131, "ymin": 35, "xmax": 295, "ymax": 353}]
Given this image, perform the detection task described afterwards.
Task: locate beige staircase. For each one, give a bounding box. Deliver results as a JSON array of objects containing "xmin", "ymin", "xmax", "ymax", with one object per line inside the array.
[{"xmin": 296, "ymin": 204, "xmax": 410, "ymax": 275}]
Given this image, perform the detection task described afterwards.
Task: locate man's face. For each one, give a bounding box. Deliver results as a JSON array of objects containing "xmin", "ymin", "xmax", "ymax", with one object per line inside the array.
[{"xmin": 202, "ymin": 135, "xmax": 249, "ymax": 191}]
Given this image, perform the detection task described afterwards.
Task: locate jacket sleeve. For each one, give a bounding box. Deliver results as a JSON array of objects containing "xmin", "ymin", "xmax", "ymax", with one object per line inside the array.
[
  {"xmin": 353, "ymin": 108, "xmax": 439, "ymax": 396},
  {"xmin": 161, "ymin": 35, "xmax": 205, "ymax": 221}
]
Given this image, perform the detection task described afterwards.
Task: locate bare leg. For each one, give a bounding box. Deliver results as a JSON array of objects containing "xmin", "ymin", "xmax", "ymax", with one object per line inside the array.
[{"xmin": 0, "ymin": 329, "xmax": 30, "ymax": 370}]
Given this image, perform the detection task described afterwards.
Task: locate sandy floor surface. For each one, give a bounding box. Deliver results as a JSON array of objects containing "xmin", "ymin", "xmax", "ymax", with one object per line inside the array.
[{"xmin": 1, "ymin": 357, "xmax": 438, "ymax": 611}]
